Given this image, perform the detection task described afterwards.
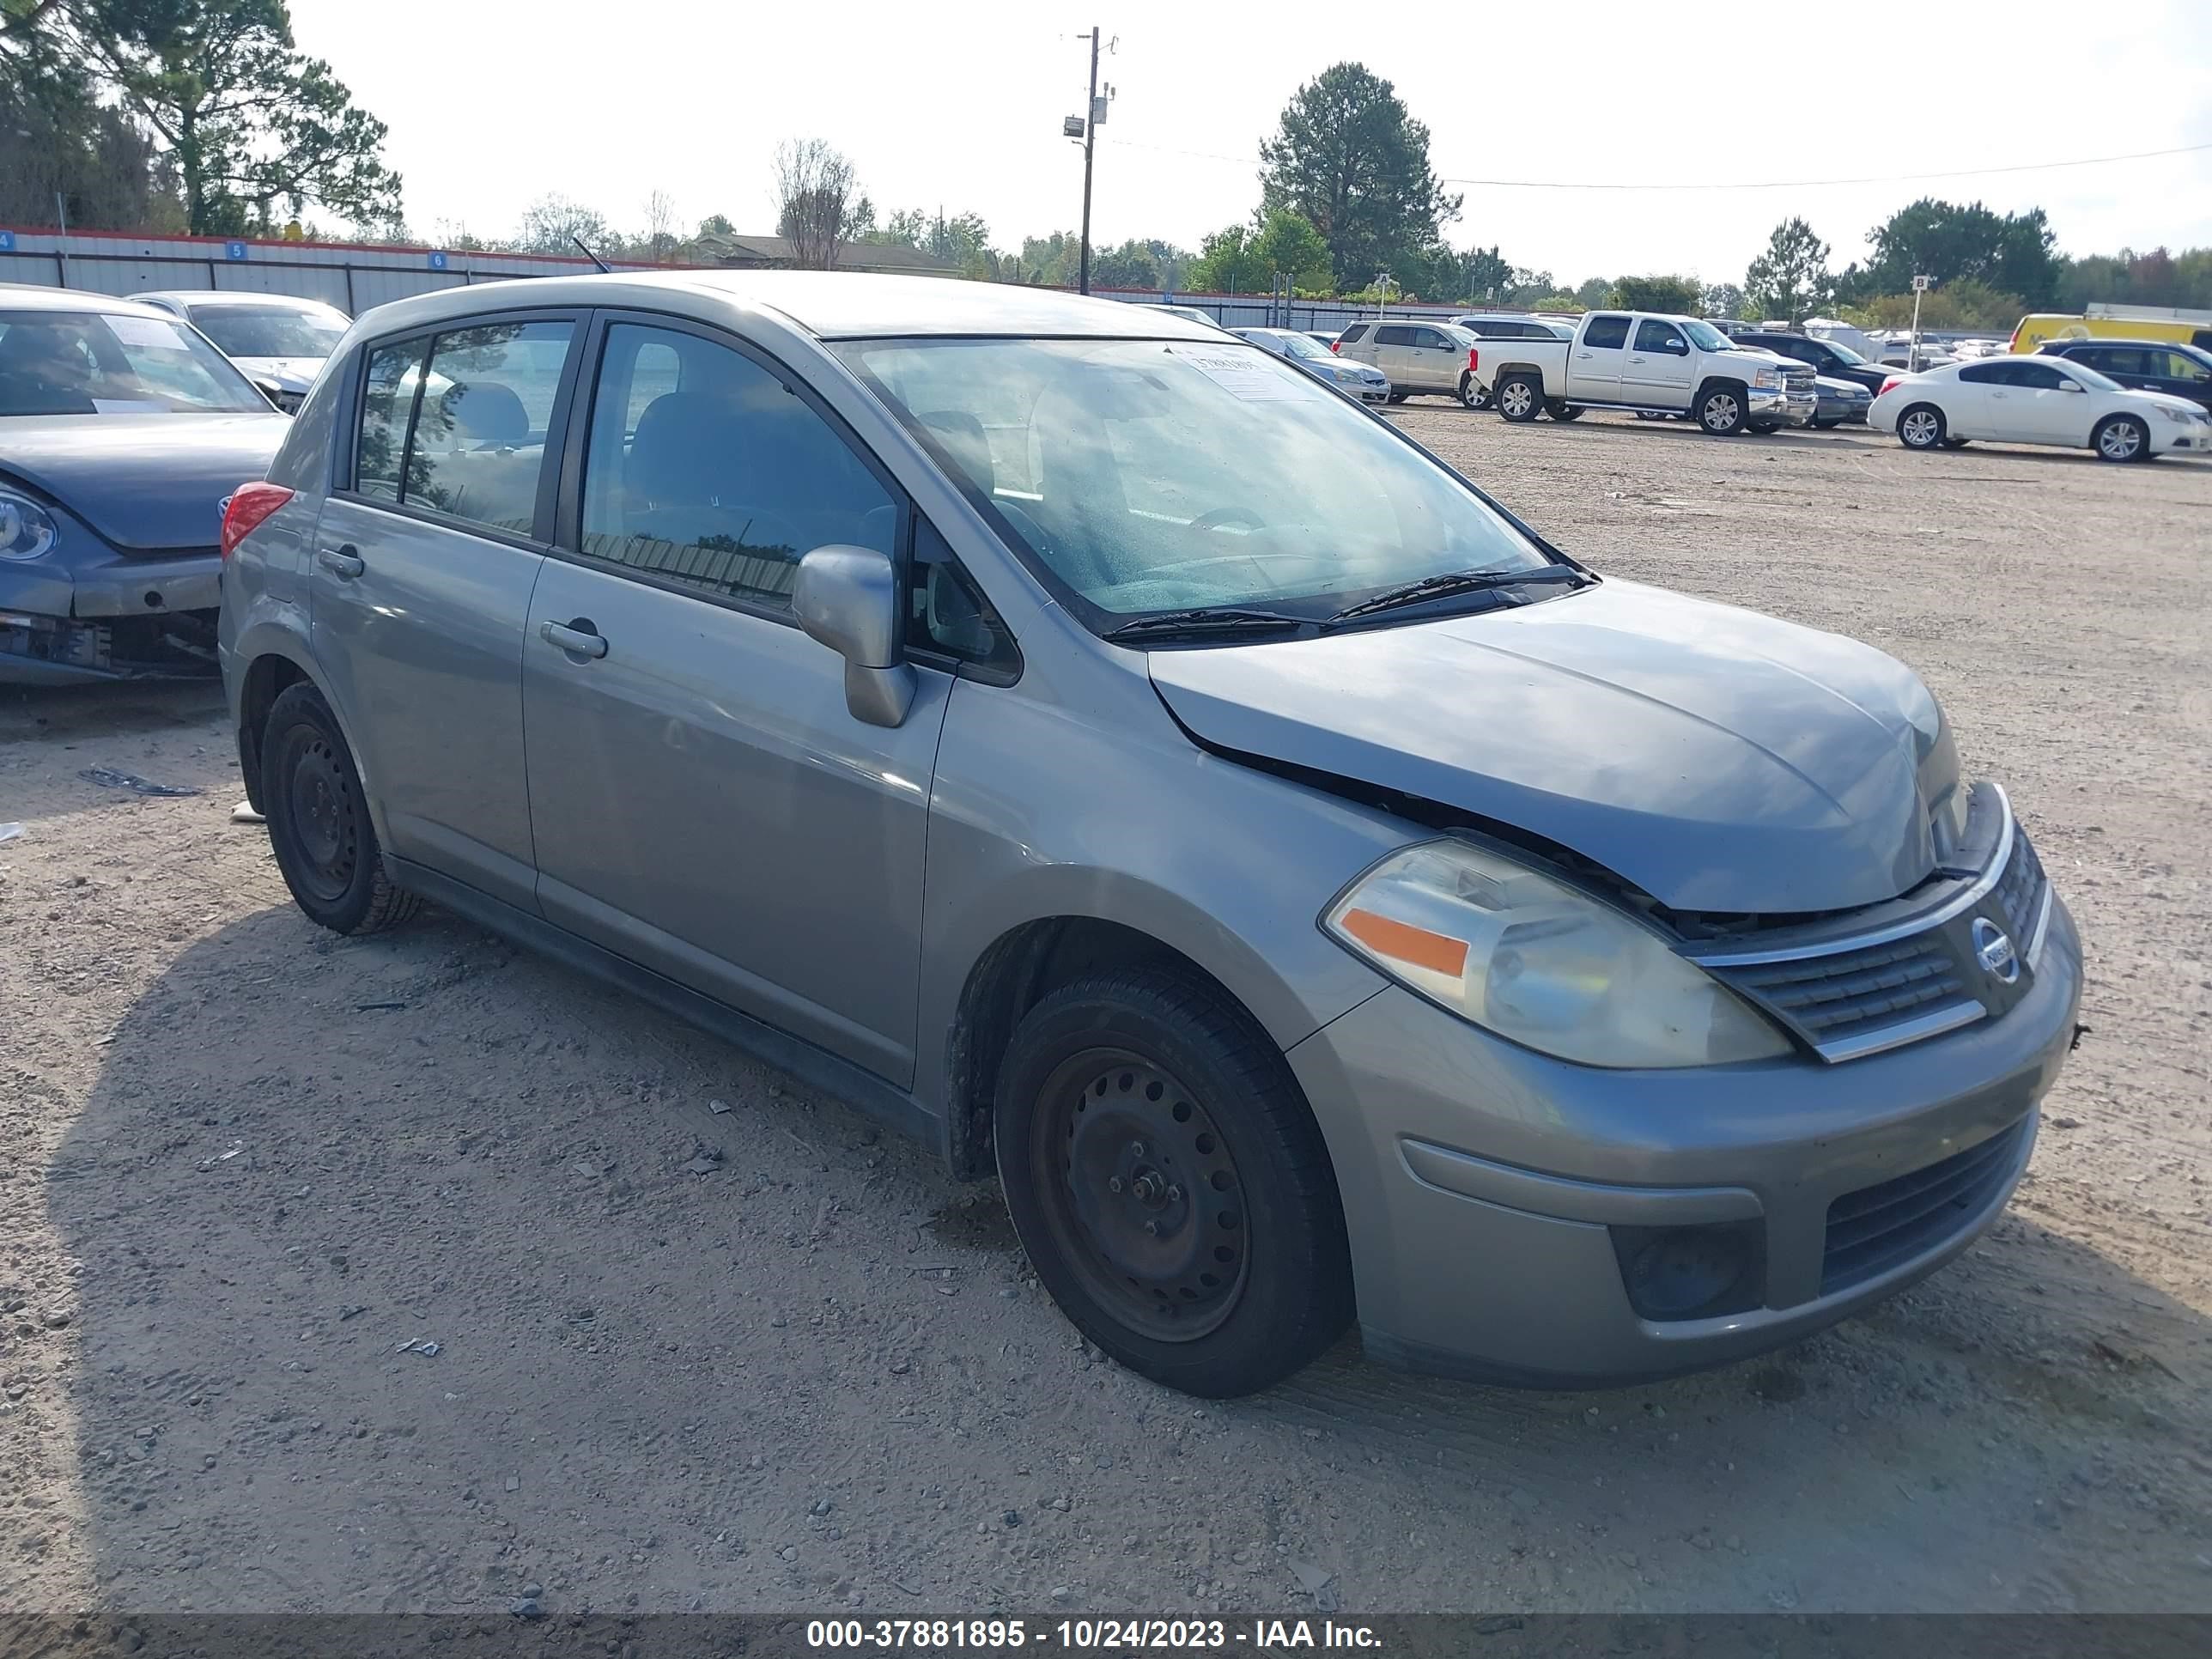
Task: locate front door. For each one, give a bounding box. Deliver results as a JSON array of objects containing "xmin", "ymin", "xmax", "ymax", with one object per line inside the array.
[
  {"xmin": 309, "ymin": 313, "xmax": 580, "ymax": 909},
  {"xmin": 1567, "ymin": 313, "xmax": 1632, "ymax": 401},
  {"xmin": 521, "ymin": 317, "xmax": 950, "ymax": 1085},
  {"xmin": 1623, "ymin": 318, "xmax": 1697, "ymax": 409},
  {"xmin": 1988, "ymin": 361, "xmax": 2094, "ymax": 446},
  {"xmin": 1404, "ymin": 325, "xmax": 1458, "ymax": 392}
]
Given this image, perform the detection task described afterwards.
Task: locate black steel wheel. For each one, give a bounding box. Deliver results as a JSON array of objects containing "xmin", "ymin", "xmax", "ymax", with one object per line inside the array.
[
  {"xmin": 262, "ymin": 683, "xmax": 420, "ymax": 935},
  {"xmin": 994, "ymin": 969, "xmax": 1353, "ymax": 1397}
]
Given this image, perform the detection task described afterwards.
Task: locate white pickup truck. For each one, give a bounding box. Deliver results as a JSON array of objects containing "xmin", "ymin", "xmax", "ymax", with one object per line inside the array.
[{"xmin": 1474, "ymin": 311, "xmax": 1818, "ymax": 434}]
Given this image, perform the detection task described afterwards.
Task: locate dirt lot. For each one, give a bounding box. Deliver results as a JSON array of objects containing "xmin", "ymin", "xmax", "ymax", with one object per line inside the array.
[{"xmin": 3, "ymin": 412, "xmax": 2208, "ymax": 1619}]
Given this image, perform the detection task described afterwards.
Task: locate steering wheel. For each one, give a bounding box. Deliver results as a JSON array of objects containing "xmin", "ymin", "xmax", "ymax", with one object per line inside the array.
[{"xmin": 1189, "ymin": 505, "xmax": 1268, "ymax": 533}]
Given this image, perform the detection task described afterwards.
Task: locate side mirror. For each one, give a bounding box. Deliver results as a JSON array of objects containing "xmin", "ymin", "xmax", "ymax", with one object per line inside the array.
[
  {"xmin": 252, "ymin": 378, "xmax": 289, "ymax": 410},
  {"xmin": 2056, "ymin": 380, "xmax": 2087, "ymax": 393},
  {"xmin": 793, "ymin": 544, "xmax": 916, "ymax": 728}
]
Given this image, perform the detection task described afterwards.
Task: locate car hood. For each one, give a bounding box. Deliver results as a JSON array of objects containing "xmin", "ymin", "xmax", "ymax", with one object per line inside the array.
[
  {"xmin": 231, "ymin": 356, "xmax": 325, "ymax": 392},
  {"xmin": 1814, "ymin": 375, "xmax": 1867, "ymax": 394},
  {"xmin": 0, "ymin": 413, "xmax": 289, "ymax": 550},
  {"xmin": 1146, "ymin": 579, "xmax": 1956, "ymax": 915}
]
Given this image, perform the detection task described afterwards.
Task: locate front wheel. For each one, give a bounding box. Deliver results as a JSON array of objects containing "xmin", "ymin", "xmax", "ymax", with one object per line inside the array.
[
  {"xmin": 262, "ymin": 683, "xmax": 421, "ymax": 935},
  {"xmin": 1897, "ymin": 404, "xmax": 1947, "ymax": 450},
  {"xmin": 1495, "ymin": 374, "xmax": 1542, "ymax": 422},
  {"xmin": 1942, "ymin": 436, "xmax": 1972, "ymax": 448},
  {"xmin": 1811, "ymin": 418, "xmax": 1840, "ymax": 429},
  {"xmin": 1697, "ymin": 383, "xmax": 1747, "ymax": 435},
  {"xmin": 1384, "ymin": 391, "xmax": 1408, "ymax": 405},
  {"xmin": 994, "ymin": 969, "xmax": 1353, "ymax": 1398},
  {"xmin": 1458, "ymin": 374, "xmax": 1490, "ymax": 410},
  {"xmin": 2094, "ymin": 415, "xmax": 2149, "ymax": 463}
]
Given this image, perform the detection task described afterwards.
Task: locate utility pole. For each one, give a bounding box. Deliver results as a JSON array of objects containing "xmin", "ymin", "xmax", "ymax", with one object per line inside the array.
[
  {"xmin": 1079, "ymin": 27, "xmax": 1100, "ymax": 295},
  {"xmin": 1909, "ymin": 273, "xmax": 1930, "ymax": 371}
]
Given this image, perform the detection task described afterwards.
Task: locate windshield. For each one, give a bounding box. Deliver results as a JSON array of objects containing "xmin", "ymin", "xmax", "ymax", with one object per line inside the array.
[
  {"xmin": 835, "ymin": 337, "xmax": 1554, "ymax": 628},
  {"xmin": 188, "ymin": 304, "xmax": 346, "ymax": 360},
  {"xmin": 1440, "ymin": 325, "xmax": 1480, "ymax": 348},
  {"xmin": 2057, "ymin": 361, "xmax": 2123, "ymax": 392},
  {"xmin": 1272, "ymin": 331, "xmax": 1333, "ymax": 362},
  {"xmin": 1682, "ymin": 319, "xmax": 1732, "ymax": 352},
  {"xmin": 1814, "ymin": 337, "xmax": 1869, "ymax": 365},
  {"xmin": 0, "ymin": 309, "xmax": 268, "ymax": 416}
]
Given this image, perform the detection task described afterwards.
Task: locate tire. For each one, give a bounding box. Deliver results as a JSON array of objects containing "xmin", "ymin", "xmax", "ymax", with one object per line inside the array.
[
  {"xmin": 1385, "ymin": 392, "xmax": 1408, "ymax": 405},
  {"xmin": 261, "ymin": 682, "xmax": 421, "ymax": 936},
  {"xmin": 1811, "ymin": 418, "xmax": 1840, "ymax": 429},
  {"xmin": 1457, "ymin": 374, "xmax": 1490, "ymax": 410},
  {"xmin": 993, "ymin": 969, "xmax": 1353, "ymax": 1398},
  {"xmin": 2093, "ymin": 415, "xmax": 2148, "ymax": 463},
  {"xmin": 1746, "ymin": 421, "xmax": 1781, "ymax": 434},
  {"xmin": 1897, "ymin": 404, "xmax": 1947, "ymax": 451},
  {"xmin": 1697, "ymin": 381, "xmax": 1748, "ymax": 435},
  {"xmin": 1547, "ymin": 401, "xmax": 1582, "ymax": 421},
  {"xmin": 1496, "ymin": 374, "xmax": 1541, "ymax": 422},
  {"xmin": 1941, "ymin": 436, "xmax": 1971, "ymax": 448}
]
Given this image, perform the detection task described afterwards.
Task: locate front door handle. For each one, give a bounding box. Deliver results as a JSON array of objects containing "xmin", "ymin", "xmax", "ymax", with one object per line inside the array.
[
  {"xmin": 540, "ymin": 618, "xmax": 608, "ymax": 659},
  {"xmin": 317, "ymin": 544, "xmax": 365, "ymax": 579},
  {"xmin": 1630, "ymin": 356, "xmax": 1648, "ymax": 364}
]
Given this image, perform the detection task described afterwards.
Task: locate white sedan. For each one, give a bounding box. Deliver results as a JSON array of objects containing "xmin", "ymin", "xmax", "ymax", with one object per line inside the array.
[{"xmin": 1869, "ymin": 356, "xmax": 2211, "ymax": 462}]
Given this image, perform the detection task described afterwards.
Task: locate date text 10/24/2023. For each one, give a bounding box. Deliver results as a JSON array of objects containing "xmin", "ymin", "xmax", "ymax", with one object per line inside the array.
[{"xmin": 805, "ymin": 1619, "xmax": 1385, "ymax": 1650}]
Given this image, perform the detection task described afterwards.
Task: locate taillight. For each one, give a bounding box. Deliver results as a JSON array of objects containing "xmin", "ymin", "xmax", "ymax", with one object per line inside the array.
[
  {"xmin": 1468, "ymin": 347, "xmax": 1480, "ymax": 373},
  {"xmin": 1330, "ymin": 340, "xmax": 1341, "ymax": 353},
  {"xmin": 1879, "ymin": 376, "xmax": 1903, "ymax": 397},
  {"xmin": 220, "ymin": 481, "xmax": 293, "ymax": 558}
]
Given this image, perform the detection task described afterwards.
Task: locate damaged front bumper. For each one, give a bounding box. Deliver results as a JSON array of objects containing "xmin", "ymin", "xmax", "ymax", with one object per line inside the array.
[{"xmin": 1, "ymin": 550, "xmax": 223, "ymax": 685}]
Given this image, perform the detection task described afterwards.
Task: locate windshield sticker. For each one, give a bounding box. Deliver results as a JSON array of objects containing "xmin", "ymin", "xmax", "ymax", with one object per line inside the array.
[
  {"xmin": 103, "ymin": 315, "xmax": 191, "ymax": 352},
  {"xmin": 1166, "ymin": 344, "xmax": 1325, "ymax": 402}
]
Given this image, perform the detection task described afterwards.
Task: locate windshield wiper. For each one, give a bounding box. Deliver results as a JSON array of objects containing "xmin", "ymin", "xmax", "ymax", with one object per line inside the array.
[
  {"xmin": 1102, "ymin": 607, "xmax": 1314, "ymax": 643},
  {"xmin": 1326, "ymin": 564, "xmax": 1589, "ymax": 624}
]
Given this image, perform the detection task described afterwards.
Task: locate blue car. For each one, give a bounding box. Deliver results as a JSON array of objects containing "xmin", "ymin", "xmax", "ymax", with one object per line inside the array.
[{"xmin": 1, "ymin": 286, "xmax": 290, "ymax": 684}]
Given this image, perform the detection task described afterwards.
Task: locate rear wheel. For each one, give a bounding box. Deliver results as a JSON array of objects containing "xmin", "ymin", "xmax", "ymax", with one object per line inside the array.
[
  {"xmin": 1385, "ymin": 391, "xmax": 1408, "ymax": 405},
  {"xmin": 1697, "ymin": 382, "xmax": 1748, "ymax": 435},
  {"xmin": 994, "ymin": 969, "xmax": 1353, "ymax": 1398},
  {"xmin": 1458, "ymin": 374, "xmax": 1490, "ymax": 410},
  {"xmin": 262, "ymin": 683, "xmax": 420, "ymax": 936},
  {"xmin": 1897, "ymin": 404, "xmax": 1947, "ymax": 450},
  {"xmin": 2093, "ymin": 414, "xmax": 2148, "ymax": 463},
  {"xmin": 1810, "ymin": 418, "xmax": 1840, "ymax": 429},
  {"xmin": 1496, "ymin": 374, "xmax": 1541, "ymax": 422},
  {"xmin": 1547, "ymin": 401, "xmax": 1582, "ymax": 421}
]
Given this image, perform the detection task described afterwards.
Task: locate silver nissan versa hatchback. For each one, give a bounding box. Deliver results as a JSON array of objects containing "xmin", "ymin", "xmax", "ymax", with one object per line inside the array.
[{"xmin": 218, "ymin": 272, "xmax": 2083, "ymax": 1398}]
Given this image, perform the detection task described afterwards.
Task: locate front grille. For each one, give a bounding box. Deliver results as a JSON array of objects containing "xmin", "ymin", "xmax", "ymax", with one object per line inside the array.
[
  {"xmin": 1719, "ymin": 935, "xmax": 1969, "ymax": 1048},
  {"xmin": 1821, "ymin": 1119, "xmax": 2027, "ymax": 1294},
  {"xmin": 1783, "ymin": 365, "xmax": 1816, "ymax": 393},
  {"xmin": 1701, "ymin": 795, "xmax": 2051, "ymax": 1062}
]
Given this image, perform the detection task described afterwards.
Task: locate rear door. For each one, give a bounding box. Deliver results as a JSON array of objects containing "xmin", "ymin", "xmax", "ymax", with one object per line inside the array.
[
  {"xmin": 1568, "ymin": 313, "xmax": 1632, "ymax": 401},
  {"xmin": 1624, "ymin": 317, "xmax": 1696, "ymax": 408},
  {"xmin": 309, "ymin": 310, "xmax": 582, "ymax": 909},
  {"xmin": 520, "ymin": 313, "xmax": 955, "ymax": 1084}
]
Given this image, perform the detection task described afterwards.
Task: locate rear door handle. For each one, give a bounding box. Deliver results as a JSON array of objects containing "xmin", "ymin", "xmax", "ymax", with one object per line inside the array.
[
  {"xmin": 317, "ymin": 544, "xmax": 364, "ymax": 579},
  {"xmin": 539, "ymin": 618, "xmax": 608, "ymax": 659}
]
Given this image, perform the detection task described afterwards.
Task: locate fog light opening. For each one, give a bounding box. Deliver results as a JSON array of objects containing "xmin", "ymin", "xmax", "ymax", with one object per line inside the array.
[{"xmin": 1610, "ymin": 1220, "xmax": 1765, "ymax": 1322}]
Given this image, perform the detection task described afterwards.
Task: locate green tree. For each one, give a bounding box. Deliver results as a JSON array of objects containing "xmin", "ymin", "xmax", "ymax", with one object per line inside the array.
[
  {"xmin": 1188, "ymin": 222, "xmax": 1262, "ymax": 293},
  {"xmin": 1571, "ymin": 276, "xmax": 1612, "ymax": 309},
  {"xmin": 1090, "ymin": 237, "xmax": 1161, "ymax": 289},
  {"xmin": 1532, "ymin": 295, "xmax": 1581, "ymax": 313},
  {"xmin": 3, "ymin": 2, "xmax": 180, "ymax": 230},
  {"xmin": 1743, "ymin": 217, "xmax": 1832, "ymax": 323},
  {"xmin": 1844, "ymin": 278, "xmax": 2025, "ymax": 333},
  {"xmin": 70, "ymin": 0, "xmax": 401, "ymax": 234},
  {"xmin": 1844, "ymin": 197, "xmax": 2058, "ymax": 309},
  {"xmin": 1701, "ymin": 281, "xmax": 1747, "ymax": 319},
  {"xmin": 1248, "ymin": 209, "xmax": 1332, "ymax": 290},
  {"xmin": 1607, "ymin": 274, "xmax": 1703, "ymax": 313},
  {"xmin": 696, "ymin": 212, "xmax": 733, "ymax": 238},
  {"xmin": 1258, "ymin": 62, "xmax": 1461, "ymax": 289}
]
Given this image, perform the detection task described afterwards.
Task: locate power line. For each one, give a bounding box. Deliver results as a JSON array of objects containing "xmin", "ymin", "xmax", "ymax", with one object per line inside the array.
[{"xmin": 1106, "ymin": 137, "xmax": 2212, "ymax": 191}]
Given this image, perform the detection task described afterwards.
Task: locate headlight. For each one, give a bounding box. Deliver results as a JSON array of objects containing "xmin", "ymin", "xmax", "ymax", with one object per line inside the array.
[
  {"xmin": 1324, "ymin": 840, "xmax": 1792, "ymax": 1067},
  {"xmin": 1752, "ymin": 368, "xmax": 1780, "ymax": 389},
  {"xmin": 0, "ymin": 489, "xmax": 58, "ymax": 562}
]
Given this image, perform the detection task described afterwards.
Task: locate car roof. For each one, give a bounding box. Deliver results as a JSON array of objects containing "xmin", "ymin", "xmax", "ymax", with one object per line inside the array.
[
  {"xmin": 133, "ymin": 289, "xmax": 347, "ymax": 313},
  {"xmin": 342, "ymin": 270, "xmax": 1233, "ymax": 343},
  {"xmin": 2044, "ymin": 337, "xmax": 2194, "ymax": 351},
  {"xmin": 0, "ymin": 283, "xmax": 173, "ymax": 317}
]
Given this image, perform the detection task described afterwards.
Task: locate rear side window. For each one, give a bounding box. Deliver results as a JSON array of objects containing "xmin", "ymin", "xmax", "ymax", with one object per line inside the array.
[
  {"xmin": 407, "ymin": 321, "xmax": 575, "ymax": 536},
  {"xmin": 2093, "ymin": 348, "xmax": 2147, "ymax": 375},
  {"xmin": 577, "ymin": 320, "xmax": 896, "ymax": 611},
  {"xmin": 356, "ymin": 336, "xmax": 428, "ymax": 501},
  {"xmin": 1582, "ymin": 315, "xmax": 1631, "ymax": 349},
  {"xmin": 1375, "ymin": 325, "xmax": 1415, "ymax": 347},
  {"xmin": 1337, "ymin": 324, "xmax": 1367, "ymax": 343},
  {"xmin": 1957, "ymin": 362, "xmax": 2009, "ymax": 384}
]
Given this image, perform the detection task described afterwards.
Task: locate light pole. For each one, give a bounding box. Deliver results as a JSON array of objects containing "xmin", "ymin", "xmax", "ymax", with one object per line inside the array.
[{"xmin": 1065, "ymin": 29, "xmax": 1115, "ymax": 295}]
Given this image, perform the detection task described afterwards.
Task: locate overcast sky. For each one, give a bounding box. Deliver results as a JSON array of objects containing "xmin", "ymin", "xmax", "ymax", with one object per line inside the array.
[{"xmin": 291, "ymin": 0, "xmax": 2212, "ymax": 284}]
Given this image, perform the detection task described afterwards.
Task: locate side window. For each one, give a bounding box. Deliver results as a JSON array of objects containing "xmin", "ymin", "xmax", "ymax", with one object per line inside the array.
[
  {"xmin": 908, "ymin": 516, "xmax": 1018, "ymax": 674},
  {"xmin": 2096, "ymin": 348, "xmax": 2147, "ymax": 376},
  {"xmin": 2011, "ymin": 363, "xmax": 2067, "ymax": 391},
  {"xmin": 1634, "ymin": 319, "xmax": 1687, "ymax": 354},
  {"xmin": 1375, "ymin": 325, "xmax": 1415, "ymax": 347},
  {"xmin": 2156, "ymin": 350, "xmax": 2210, "ymax": 383},
  {"xmin": 356, "ymin": 336, "xmax": 429, "ymax": 501},
  {"xmin": 404, "ymin": 320, "xmax": 575, "ymax": 536},
  {"xmin": 1411, "ymin": 328, "xmax": 1448, "ymax": 349},
  {"xmin": 579, "ymin": 321, "xmax": 896, "ymax": 611},
  {"xmin": 1957, "ymin": 362, "xmax": 2008, "ymax": 385},
  {"xmin": 1337, "ymin": 324, "xmax": 1368, "ymax": 343},
  {"xmin": 1582, "ymin": 315, "xmax": 1631, "ymax": 350}
]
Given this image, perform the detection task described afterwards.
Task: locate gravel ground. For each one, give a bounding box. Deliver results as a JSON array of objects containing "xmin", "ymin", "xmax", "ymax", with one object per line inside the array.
[{"xmin": 1, "ymin": 411, "xmax": 2207, "ymax": 1618}]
